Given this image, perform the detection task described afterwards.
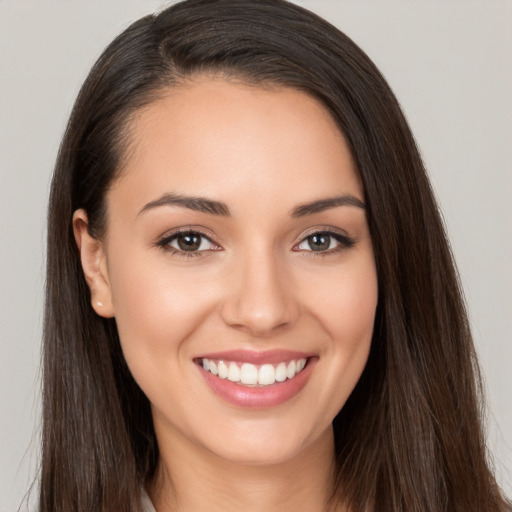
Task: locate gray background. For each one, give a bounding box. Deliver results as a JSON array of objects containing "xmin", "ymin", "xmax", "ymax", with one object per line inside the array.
[{"xmin": 1, "ymin": 1, "xmax": 510, "ymax": 510}]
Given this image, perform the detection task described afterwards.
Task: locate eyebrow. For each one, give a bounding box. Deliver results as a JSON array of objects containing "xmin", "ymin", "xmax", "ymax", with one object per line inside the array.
[
  {"xmin": 291, "ymin": 195, "xmax": 366, "ymax": 217},
  {"xmin": 138, "ymin": 192, "xmax": 365, "ymax": 218},
  {"xmin": 138, "ymin": 193, "xmax": 231, "ymax": 216}
]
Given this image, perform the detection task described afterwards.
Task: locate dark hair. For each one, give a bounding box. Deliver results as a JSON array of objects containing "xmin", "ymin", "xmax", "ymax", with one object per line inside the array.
[{"xmin": 41, "ymin": 1, "xmax": 510, "ymax": 511}]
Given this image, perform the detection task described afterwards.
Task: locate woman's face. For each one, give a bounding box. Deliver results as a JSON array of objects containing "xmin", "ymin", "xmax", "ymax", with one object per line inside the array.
[{"xmin": 82, "ymin": 79, "xmax": 378, "ymax": 465}]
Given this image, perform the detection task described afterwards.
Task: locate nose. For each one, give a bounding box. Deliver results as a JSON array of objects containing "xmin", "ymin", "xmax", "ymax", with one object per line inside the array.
[{"xmin": 220, "ymin": 249, "xmax": 299, "ymax": 337}]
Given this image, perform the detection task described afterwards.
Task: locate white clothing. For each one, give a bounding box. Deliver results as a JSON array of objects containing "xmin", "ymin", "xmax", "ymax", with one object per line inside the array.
[{"xmin": 141, "ymin": 487, "xmax": 157, "ymax": 512}]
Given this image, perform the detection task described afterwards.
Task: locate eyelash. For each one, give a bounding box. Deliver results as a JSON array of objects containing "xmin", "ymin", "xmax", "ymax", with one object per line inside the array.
[
  {"xmin": 155, "ymin": 228, "xmax": 356, "ymax": 258},
  {"xmin": 295, "ymin": 229, "xmax": 356, "ymax": 257},
  {"xmin": 155, "ymin": 228, "xmax": 219, "ymax": 259}
]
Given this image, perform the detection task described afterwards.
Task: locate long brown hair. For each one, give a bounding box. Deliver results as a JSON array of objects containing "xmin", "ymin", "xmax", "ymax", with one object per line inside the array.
[{"xmin": 41, "ymin": 1, "xmax": 510, "ymax": 511}]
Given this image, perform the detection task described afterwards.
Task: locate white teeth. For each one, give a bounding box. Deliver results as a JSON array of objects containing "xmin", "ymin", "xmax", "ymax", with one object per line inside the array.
[
  {"xmin": 217, "ymin": 361, "xmax": 228, "ymax": 379},
  {"xmin": 201, "ymin": 357, "xmax": 308, "ymax": 386},
  {"xmin": 286, "ymin": 360, "xmax": 296, "ymax": 379},
  {"xmin": 240, "ymin": 363, "xmax": 258, "ymax": 385},
  {"xmin": 258, "ymin": 364, "xmax": 275, "ymax": 386},
  {"xmin": 275, "ymin": 362, "xmax": 287, "ymax": 382},
  {"xmin": 227, "ymin": 363, "xmax": 241, "ymax": 382}
]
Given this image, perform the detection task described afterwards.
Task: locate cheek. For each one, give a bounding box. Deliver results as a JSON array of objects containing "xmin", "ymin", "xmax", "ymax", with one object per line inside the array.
[
  {"xmin": 106, "ymin": 248, "xmax": 218, "ymax": 371},
  {"xmin": 330, "ymin": 257, "xmax": 377, "ymax": 368},
  {"xmin": 305, "ymin": 253, "xmax": 378, "ymax": 343},
  {"xmin": 304, "ymin": 253, "xmax": 378, "ymax": 409}
]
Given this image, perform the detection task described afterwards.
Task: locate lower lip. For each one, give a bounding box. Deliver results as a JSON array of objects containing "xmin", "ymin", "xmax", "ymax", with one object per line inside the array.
[{"xmin": 197, "ymin": 358, "xmax": 316, "ymax": 408}]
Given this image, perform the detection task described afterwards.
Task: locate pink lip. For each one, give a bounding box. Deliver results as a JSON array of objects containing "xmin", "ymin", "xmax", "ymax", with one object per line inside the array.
[
  {"xmin": 195, "ymin": 349, "xmax": 313, "ymax": 365},
  {"xmin": 196, "ymin": 353, "xmax": 317, "ymax": 409}
]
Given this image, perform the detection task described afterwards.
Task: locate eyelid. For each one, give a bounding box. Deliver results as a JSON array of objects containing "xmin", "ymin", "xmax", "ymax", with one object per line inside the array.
[
  {"xmin": 154, "ymin": 225, "xmax": 355, "ymax": 257},
  {"xmin": 293, "ymin": 227, "xmax": 356, "ymax": 253},
  {"xmin": 155, "ymin": 226, "xmax": 222, "ymax": 256},
  {"xmin": 156, "ymin": 225, "xmax": 218, "ymax": 242},
  {"xmin": 298, "ymin": 226, "xmax": 350, "ymax": 240}
]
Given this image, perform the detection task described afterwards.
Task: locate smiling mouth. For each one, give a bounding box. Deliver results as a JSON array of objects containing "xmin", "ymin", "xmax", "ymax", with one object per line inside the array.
[{"xmin": 197, "ymin": 358, "xmax": 309, "ymax": 387}]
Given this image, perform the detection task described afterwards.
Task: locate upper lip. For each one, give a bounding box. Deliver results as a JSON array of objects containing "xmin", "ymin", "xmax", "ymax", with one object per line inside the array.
[{"xmin": 195, "ymin": 349, "xmax": 314, "ymax": 365}]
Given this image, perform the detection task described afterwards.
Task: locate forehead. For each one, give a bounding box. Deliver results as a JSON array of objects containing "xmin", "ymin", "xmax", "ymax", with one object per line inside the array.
[{"xmin": 109, "ymin": 79, "xmax": 362, "ymax": 216}]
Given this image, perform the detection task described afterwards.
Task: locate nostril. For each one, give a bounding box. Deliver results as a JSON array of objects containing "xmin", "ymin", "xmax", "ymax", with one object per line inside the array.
[{"xmin": 220, "ymin": 294, "xmax": 298, "ymax": 336}]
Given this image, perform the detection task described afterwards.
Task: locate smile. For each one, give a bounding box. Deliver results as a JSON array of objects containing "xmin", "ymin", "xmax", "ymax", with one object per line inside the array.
[
  {"xmin": 195, "ymin": 351, "xmax": 316, "ymax": 408},
  {"xmin": 200, "ymin": 358, "xmax": 308, "ymax": 387}
]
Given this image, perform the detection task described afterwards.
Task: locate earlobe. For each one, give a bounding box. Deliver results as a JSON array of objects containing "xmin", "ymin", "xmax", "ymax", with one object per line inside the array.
[{"xmin": 72, "ymin": 209, "xmax": 115, "ymax": 318}]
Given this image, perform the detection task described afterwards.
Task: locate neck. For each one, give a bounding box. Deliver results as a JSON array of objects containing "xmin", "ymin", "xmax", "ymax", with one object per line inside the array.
[{"xmin": 148, "ymin": 425, "xmax": 341, "ymax": 512}]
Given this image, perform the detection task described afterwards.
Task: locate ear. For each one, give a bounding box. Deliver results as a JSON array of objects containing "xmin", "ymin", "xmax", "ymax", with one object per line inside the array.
[{"xmin": 72, "ymin": 209, "xmax": 115, "ymax": 318}]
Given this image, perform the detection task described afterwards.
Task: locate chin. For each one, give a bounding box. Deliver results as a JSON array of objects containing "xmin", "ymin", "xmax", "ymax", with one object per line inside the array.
[{"xmin": 199, "ymin": 418, "xmax": 333, "ymax": 467}]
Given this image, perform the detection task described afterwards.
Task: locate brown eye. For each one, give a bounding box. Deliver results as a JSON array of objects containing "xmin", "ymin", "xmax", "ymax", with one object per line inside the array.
[
  {"xmin": 295, "ymin": 230, "xmax": 356, "ymax": 254},
  {"xmin": 306, "ymin": 233, "xmax": 331, "ymax": 251},
  {"xmin": 176, "ymin": 233, "xmax": 202, "ymax": 251},
  {"xmin": 161, "ymin": 231, "xmax": 218, "ymax": 253}
]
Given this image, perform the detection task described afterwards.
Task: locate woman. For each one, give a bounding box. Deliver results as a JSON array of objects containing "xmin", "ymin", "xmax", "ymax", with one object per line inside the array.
[{"xmin": 40, "ymin": 0, "xmax": 510, "ymax": 511}]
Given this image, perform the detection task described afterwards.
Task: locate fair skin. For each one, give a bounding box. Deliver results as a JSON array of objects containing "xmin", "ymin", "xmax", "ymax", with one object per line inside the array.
[{"xmin": 73, "ymin": 79, "xmax": 378, "ymax": 512}]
